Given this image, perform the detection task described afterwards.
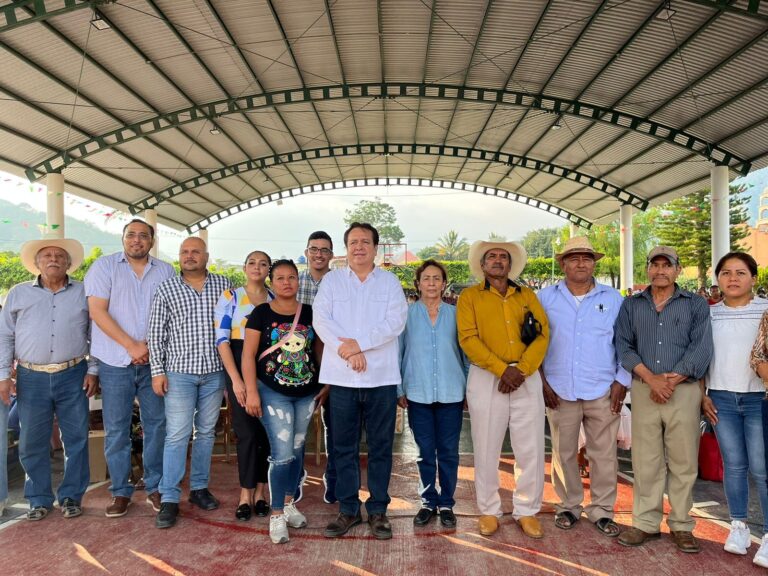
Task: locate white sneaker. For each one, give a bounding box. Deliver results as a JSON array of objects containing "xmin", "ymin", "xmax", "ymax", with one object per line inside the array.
[
  {"xmin": 754, "ymin": 534, "xmax": 768, "ymax": 567},
  {"xmin": 284, "ymin": 501, "xmax": 307, "ymax": 528},
  {"xmin": 269, "ymin": 514, "xmax": 289, "ymax": 544},
  {"xmin": 724, "ymin": 520, "xmax": 751, "ymax": 555}
]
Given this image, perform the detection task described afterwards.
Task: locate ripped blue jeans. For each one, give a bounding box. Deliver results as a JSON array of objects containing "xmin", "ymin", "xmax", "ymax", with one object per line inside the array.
[{"xmin": 258, "ymin": 382, "xmax": 315, "ymax": 512}]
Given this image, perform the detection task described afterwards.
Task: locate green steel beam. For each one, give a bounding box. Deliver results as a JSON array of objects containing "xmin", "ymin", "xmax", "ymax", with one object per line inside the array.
[
  {"xmin": 126, "ymin": 143, "xmax": 646, "ymax": 216},
  {"xmin": 27, "ymin": 82, "xmax": 750, "ymax": 182},
  {"xmin": 0, "ymin": 0, "xmax": 112, "ymax": 34},
  {"xmin": 679, "ymin": 0, "xmax": 768, "ymax": 22},
  {"xmin": 186, "ymin": 177, "xmax": 591, "ymax": 234}
]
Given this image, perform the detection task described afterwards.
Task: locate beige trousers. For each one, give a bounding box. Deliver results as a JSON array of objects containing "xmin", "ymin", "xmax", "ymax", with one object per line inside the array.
[
  {"xmin": 630, "ymin": 378, "xmax": 701, "ymax": 532},
  {"xmin": 547, "ymin": 392, "xmax": 620, "ymax": 522},
  {"xmin": 467, "ymin": 365, "xmax": 545, "ymax": 519}
]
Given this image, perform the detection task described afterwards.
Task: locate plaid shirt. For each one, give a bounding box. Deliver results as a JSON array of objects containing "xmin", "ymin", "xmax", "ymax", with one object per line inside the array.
[
  {"xmin": 147, "ymin": 272, "xmax": 232, "ymax": 376},
  {"xmin": 297, "ymin": 269, "xmax": 323, "ymax": 305}
]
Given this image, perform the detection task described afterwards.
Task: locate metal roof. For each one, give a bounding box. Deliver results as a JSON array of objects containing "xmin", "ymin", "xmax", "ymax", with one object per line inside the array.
[{"xmin": 1, "ymin": 0, "xmax": 768, "ymax": 231}]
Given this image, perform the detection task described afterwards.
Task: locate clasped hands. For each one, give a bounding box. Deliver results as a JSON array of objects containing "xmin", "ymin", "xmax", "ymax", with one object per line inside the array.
[
  {"xmin": 338, "ymin": 337, "xmax": 366, "ymax": 373},
  {"xmin": 498, "ymin": 365, "xmax": 525, "ymax": 394},
  {"xmin": 646, "ymin": 372, "xmax": 686, "ymax": 404}
]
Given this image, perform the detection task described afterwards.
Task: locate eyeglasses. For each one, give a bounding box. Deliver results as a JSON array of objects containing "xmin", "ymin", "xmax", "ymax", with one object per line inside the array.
[
  {"xmin": 307, "ymin": 247, "xmax": 332, "ymax": 256},
  {"xmin": 124, "ymin": 232, "xmax": 152, "ymax": 241}
]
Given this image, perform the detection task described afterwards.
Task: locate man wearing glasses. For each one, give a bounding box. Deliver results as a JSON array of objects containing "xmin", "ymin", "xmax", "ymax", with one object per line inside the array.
[
  {"xmin": 297, "ymin": 231, "xmax": 337, "ymax": 504},
  {"xmin": 85, "ymin": 219, "xmax": 174, "ymax": 518}
]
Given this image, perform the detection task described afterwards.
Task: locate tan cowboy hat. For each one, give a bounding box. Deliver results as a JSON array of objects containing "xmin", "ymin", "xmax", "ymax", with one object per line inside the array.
[
  {"xmin": 555, "ymin": 236, "xmax": 604, "ymax": 264},
  {"xmin": 468, "ymin": 240, "xmax": 528, "ymax": 282},
  {"xmin": 20, "ymin": 237, "xmax": 84, "ymax": 275}
]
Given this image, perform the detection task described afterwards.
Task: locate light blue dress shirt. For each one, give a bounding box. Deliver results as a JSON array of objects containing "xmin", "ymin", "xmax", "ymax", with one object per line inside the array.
[
  {"xmin": 398, "ymin": 302, "xmax": 469, "ymax": 403},
  {"xmin": 84, "ymin": 251, "xmax": 175, "ymax": 368},
  {"xmin": 537, "ymin": 280, "xmax": 630, "ymax": 401}
]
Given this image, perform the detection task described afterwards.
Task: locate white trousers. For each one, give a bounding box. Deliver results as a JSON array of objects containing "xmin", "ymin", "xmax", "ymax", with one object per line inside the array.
[{"xmin": 466, "ymin": 365, "xmax": 545, "ymax": 519}]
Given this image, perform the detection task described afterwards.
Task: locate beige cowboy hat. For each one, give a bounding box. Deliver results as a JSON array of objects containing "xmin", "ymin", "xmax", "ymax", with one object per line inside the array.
[
  {"xmin": 555, "ymin": 236, "xmax": 604, "ymax": 264},
  {"xmin": 468, "ymin": 240, "xmax": 528, "ymax": 282},
  {"xmin": 20, "ymin": 237, "xmax": 84, "ymax": 275}
]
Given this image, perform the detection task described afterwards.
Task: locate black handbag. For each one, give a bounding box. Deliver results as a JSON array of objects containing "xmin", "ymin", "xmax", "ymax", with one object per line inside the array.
[{"xmin": 520, "ymin": 311, "xmax": 542, "ymax": 345}]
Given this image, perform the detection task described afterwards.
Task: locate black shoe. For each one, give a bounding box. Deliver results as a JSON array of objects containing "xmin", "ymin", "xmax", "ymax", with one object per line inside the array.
[
  {"xmin": 188, "ymin": 489, "xmax": 219, "ymax": 511},
  {"xmin": 235, "ymin": 503, "xmax": 252, "ymax": 521},
  {"xmin": 253, "ymin": 500, "xmax": 269, "ymax": 517},
  {"xmin": 439, "ymin": 508, "xmax": 457, "ymax": 528},
  {"xmin": 368, "ymin": 513, "xmax": 393, "ymax": 540},
  {"xmin": 324, "ymin": 512, "xmax": 363, "ymax": 538},
  {"xmin": 156, "ymin": 503, "xmax": 179, "ymax": 529},
  {"xmin": 413, "ymin": 507, "xmax": 436, "ymax": 526}
]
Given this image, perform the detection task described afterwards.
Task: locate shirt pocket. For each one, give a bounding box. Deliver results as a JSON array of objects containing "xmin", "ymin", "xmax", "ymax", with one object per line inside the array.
[{"xmin": 369, "ymin": 292, "xmax": 389, "ymax": 322}]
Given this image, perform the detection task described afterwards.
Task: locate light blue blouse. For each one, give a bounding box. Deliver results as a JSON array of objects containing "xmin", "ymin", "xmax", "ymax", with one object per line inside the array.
[{"xmin": 398, "ymin": 301, "xmax": 469, "ymax": 403}]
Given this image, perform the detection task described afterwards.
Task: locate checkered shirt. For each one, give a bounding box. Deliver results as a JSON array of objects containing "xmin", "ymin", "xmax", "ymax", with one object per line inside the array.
[
  {"xmin": 297, "ymin": 269, "xmax": 322, "ymax": 305},
  {"xmin": 148, "ymin": 273, "xmax": 232, "ymax": 376}
]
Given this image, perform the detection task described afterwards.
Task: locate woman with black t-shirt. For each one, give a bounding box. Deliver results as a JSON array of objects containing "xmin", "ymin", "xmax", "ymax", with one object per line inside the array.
[{"xmin": 241, "ymin": 259, "xmax": 327, "ymax": 544}]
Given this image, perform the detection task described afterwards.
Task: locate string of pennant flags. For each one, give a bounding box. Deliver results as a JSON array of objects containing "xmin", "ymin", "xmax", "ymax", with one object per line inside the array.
[{"xmin": 0, "ymin": 176, "xmax": 186, "ymax": 239}]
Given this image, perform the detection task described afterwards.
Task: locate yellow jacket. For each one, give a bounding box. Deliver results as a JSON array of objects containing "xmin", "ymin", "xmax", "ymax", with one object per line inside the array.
[{"xmin": 456, "ymin": 280, "xmax": 549, "ymax": 377}]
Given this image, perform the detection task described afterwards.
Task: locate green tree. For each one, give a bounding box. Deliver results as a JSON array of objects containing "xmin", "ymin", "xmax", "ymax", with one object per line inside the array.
[
  {"xmin": 0, "ymin": 252, "xmax": 33, "ymax": 292},
  {"xmin": 416, "ymin": 245, "xmax": 439, "ymax": 260},
  {"xmin": 655, "ymin": 185, "xmax": 749, "ymax": 287},
  {"xmin": 435, "ymin": 230, "xmax": 469, "ymax": 261},
  {"xmin": 487, "ymin": 232, "xmax": 507, "ymax": 242},
  {"xmin": 521, "ymin": 227, "xmax": 561, "ymax": 258},
  {"xmin": 343, "ymin": 197, "xmax": 404, "ymax": 244}
]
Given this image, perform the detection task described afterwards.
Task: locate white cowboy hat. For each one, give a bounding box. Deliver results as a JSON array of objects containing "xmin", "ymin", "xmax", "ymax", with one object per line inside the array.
[
  {"xmin": 468, "ymin": 240, "xmax": 528, "ymax": 282},
  {"xmin": 20, "ymin": 237, "xmax": 84, "ymax": 275},
  {"xmin": 555, "ymin": 236, "xmax": 605, "ymax": 264}
]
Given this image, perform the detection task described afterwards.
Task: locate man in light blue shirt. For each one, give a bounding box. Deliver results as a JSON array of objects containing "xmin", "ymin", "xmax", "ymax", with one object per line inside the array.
[
  {"xmin": 537, "ymin": 237, "xmax": 630, "ymax": 537},
  {"xmin": 85, "ymin": 219, "xmax": 174, "ymax": 518}
]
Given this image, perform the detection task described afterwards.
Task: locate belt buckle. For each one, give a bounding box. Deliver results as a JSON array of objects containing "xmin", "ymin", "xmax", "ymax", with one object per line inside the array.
[{"xmin": 42, "ymin": 364, "xmax": 60, "ymax": 374}]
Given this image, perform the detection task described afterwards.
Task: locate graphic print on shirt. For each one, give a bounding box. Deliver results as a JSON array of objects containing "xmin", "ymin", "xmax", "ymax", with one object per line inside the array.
[{"xmin": 264, "ymin": 322, "xmax": 315, "ymax": 387}]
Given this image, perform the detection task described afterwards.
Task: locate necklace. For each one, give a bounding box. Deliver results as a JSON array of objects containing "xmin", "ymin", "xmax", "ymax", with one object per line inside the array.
[{"xmin": 654, "ymin": 295, "xmax": 672, "ymax": 309}]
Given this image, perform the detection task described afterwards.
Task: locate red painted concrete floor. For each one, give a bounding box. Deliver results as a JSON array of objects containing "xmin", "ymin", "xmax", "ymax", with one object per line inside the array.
[{"xmin": 1, "ymin": 453, "xmax": 764, "ymax": 576}]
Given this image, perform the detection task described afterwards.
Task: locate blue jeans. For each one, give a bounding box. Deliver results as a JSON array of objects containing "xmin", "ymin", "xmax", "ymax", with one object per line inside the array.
[
  {"xmin": 99, "ymin": 361, "xmax": 165, "ymax": 498},
  {"xmin": 330, "ymin": 385, "xmax": 396, "ymax": 516},
  {"xmin": 159, "ymin": 371, "xmax": 224, "ymax": 504},
  {"xmin": 258, "ymin": 382, "xmax": 315, "ymax": 511},
  {"xmin": 16, "ymin": 361, "xmax": 90, "ymax": 508},
  {"xmin": 0, "ymin": 398, "xmax": 8, "ymax": 505},
  {"xmin": 710, "ymin": 390, "xmax": 768, "ymax": 531},
  {"xmin": 407, "ymin": 400, "xmax": 463, "ymax": 509}
]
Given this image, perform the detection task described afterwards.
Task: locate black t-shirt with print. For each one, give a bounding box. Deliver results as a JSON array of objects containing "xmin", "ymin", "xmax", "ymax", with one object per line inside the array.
[{"xmin": 245, "ymin": 302, "xmax": 319, "ymax": 397}]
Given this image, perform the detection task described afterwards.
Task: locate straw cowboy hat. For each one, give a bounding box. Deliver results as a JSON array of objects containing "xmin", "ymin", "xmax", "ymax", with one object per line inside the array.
[
  {"xmin": 555, "ymin": 236, "xmax": 605, "ymax": 264},
  {"xmin": 468, "ymin": 240, "xmax": 528, "ymax": 282},
  {"xmin": 20, "ymin": 237, "xmax": 84, "ymax": 275}
]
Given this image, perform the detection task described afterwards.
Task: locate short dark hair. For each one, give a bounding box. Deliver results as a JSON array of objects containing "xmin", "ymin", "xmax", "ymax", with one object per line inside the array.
[
  {"xmin": 306, "ymin": 230, "xmax": 333, "ymax": 251},
  {"xmin": 716, "ymin": 252, "xmax": 758, "ymax": 277},
  {"xmin": 344, "ymin": 222, "xmax": 379, "ymax": 247},
  {"xmin": 244, "ymin": 250, "xmax": 271, "ymax": 267},
  {"xmin": 414, "ymin": 259, "xmax": 448, "ymax": 292},
  {"xmin": 123, "ymin": 218, "xmax": 155, "ymax": 239},
  {"xmin": 268, "ymin": 259, "xmax": 298, "ymax": 281}
]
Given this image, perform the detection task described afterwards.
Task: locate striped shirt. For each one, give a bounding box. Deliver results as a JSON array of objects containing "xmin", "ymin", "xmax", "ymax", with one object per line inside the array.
[
  {"xmin": 614, "ymin": 285, "xmax": 713, "ymax": 380},
  {"xmin": 708, "ymin": 297, "xmax": 768, "ymax": 393},
  {"xmin": 84, "ymin": 251, "xmax": 175, "ymax": 367},
  {"xmin": 0, "ymin": 276, "xmax": 97, "ymax": 379},
  {"xmin": 297, "ymin": 269, "xmax": 323, "ymax": 305},
  {"xmin": 147, "ymin": 273, "xmax": 232, "ymax": 377}
]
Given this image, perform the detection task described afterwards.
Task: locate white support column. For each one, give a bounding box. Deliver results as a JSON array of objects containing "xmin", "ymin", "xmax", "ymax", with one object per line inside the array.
[
  {"xmin": 711, "ymin": 164, "xmax": 730, "ymax": 283},
  {"xmin": 143, "ymin": 209, "xmax": 158, "ymax": 258},
  {"xmin": 46, "ymin": 172, "xmax": 65, "ymax": 238},
  {"xmin": 620, "ymin": 205, "xmax": 634, "ymax": 293},
  {"xmin": 198, "ymin": 228, "xmax": 208, "ymax": 248},
  {"xmin": 569, "ymin": 222, "xmax": 579, "ymax": 238}
]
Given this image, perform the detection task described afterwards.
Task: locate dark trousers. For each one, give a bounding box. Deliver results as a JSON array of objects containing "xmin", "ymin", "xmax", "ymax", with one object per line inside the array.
[
  {"xmin": 407, "ymin": 400, "xmax": 463, "ymax": 509},
  {"xmin": 228, "ymin": 341, "xmax": 269, "ymax": 488},
  {"xmin": 330, "ymin": 385, "xmax": 396, "ymax": 516}
]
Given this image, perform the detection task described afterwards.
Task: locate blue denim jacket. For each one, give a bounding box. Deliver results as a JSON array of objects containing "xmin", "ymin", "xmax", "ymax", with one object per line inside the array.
[{"xmin": 398, "ymin": 302, "xmax": 469, "ymax": 403}]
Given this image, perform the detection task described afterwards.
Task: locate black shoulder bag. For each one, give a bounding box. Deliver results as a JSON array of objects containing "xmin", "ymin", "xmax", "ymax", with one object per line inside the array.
[{"xmin": 520, "ymin": 310, "xmax": 542, "ymax": 346}]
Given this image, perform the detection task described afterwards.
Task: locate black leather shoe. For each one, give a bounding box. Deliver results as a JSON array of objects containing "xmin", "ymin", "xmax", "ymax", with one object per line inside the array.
[
  {"xmin": 368, "ymin": 513, "xmax": 393, "ymax": 540},
  {"xmin": 188, "ymin": 489, "xmax": 219, "ymax": 511},
  {"xmin": 439, "ymin": 508, "xmax": 457, "ymax": 528},
  {"xmin": 156, "ymin": 503, "xmax": 179, "ymax": 529},
  {"xmin": 324, "ymin": 512, "xmax": 363, "ymax": 538},
  {"xmin": 235, "ymin": 503, "xmax": 252, "ymax": 521},
  {"xmin": 413, "ymin": 507, "xmax": 436, "ymax": 526},
  {"xmin": 253, "ymin": 500, "xmax": 269, "ymax": 517}
]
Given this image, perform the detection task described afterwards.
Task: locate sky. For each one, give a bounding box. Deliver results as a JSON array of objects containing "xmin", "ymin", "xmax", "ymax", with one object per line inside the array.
[{"xmin": 0, "ymin": 170, "xmax": 565, "ymax": 263}]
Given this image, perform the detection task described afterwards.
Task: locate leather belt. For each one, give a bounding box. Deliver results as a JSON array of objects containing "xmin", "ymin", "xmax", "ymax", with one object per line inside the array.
[{"xmin": 17, "ymin": 356, "xmax": 86, "ymax": 374}]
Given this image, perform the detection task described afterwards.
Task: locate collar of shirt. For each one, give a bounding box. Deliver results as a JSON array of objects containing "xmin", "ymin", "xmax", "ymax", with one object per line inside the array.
[
  {"xmin": 117, "ymin": 252, "xmax": 160, "ymax": 268},
  {"xmin": 637, "ymin": 284, "xmax": 690, "ymax": 304},
  {"xmin": 555, "ymin": 279, "xmax": 609, "ymax": 300},
  {"xmin": 33, "ymin": 275, "xmax": 73, "ymax": 291},
  {"xmin": 482, "ymin": 278, "xmax": 520, "ymax": 297},
  {"xmin": 344, "ymin": 265, "xmax": 379, "ymax": 282}
]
